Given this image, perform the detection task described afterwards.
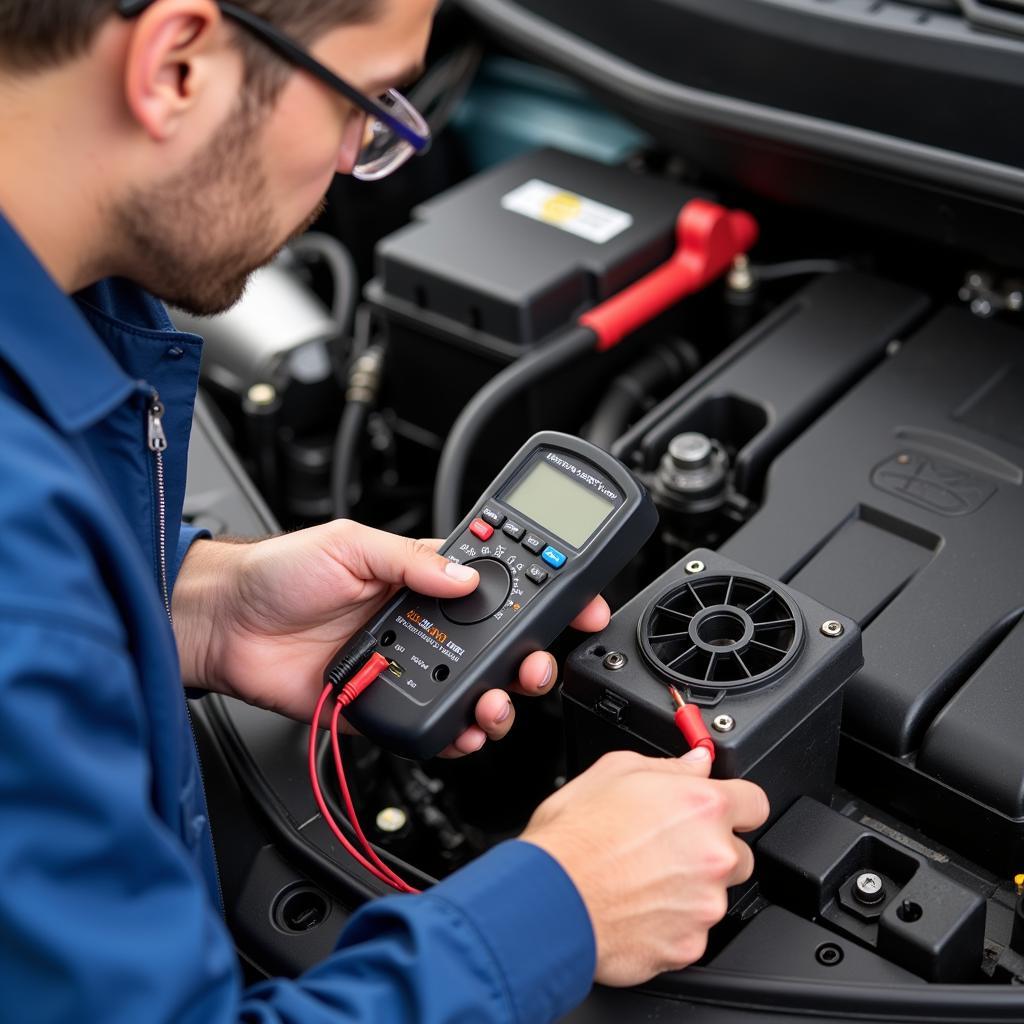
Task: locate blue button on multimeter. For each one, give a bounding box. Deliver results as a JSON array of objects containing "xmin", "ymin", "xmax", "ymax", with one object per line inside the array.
[{"xmin": 541, "ymin": 546, "xmax": 567, "ymax": 569}]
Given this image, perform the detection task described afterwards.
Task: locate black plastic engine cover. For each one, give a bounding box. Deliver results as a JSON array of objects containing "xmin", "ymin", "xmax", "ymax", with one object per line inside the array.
[{"xmin": 720, "ymin": 306, "xmax": 1024, "ymax": 873}]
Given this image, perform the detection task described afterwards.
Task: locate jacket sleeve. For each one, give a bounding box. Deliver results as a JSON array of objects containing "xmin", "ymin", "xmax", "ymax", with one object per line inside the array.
[
  {"xmin": 0, "ymin": 398, "xmax": 595, "ymax": 1024},
  {"xmin": 0, "ymin": 614, "xmax": 595, "ymax": 1024}
]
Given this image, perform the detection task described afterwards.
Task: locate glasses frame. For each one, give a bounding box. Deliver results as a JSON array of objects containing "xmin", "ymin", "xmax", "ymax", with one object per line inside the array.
[{"xmin": 116, "ymin": 0, "xmax": 432, "ymax": 154}]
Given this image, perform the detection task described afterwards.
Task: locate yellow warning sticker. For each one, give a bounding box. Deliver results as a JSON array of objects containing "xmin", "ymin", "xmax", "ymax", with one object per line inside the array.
[{"xmin": 501, "ymin": 179, "xmax": 633, "ymax": 244}]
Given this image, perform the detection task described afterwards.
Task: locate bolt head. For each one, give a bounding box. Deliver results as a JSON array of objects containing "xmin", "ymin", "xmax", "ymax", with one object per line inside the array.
[
  {"xmin": 854, "ymin": 872, "xmax": 884, "ymax": 905},
  {"xmin": 712, "ymin": 714, "xmax": 735, "ymax": 733},
  {"xmin": 375, "ymin": 807, "xmax": 408, "ymax": 834},
  {"xmin": 603, "ymin": 652, "xmax": 627, "ymax": 671},
  {"xmin": 685, "ymin": 560, "xmax": 705, "ymax": 575},
  {"xmin": 821, "ymin": 620, "xmax": 844, "ymax": 638}
]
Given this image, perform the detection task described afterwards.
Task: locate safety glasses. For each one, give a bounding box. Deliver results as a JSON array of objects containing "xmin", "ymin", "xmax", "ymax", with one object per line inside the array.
[{"xmin": 117, "ymin": 0, "xmax": 432, "ymax": 181}]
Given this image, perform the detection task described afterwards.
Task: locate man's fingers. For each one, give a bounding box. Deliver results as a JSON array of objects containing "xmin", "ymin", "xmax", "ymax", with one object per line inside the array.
[
  {"xmin": 474, "ymin": 688, "xmax": 516, "ymax": 742},
  {"xmin": 728, "ymin": 837, "xmax": 756, "ymax": 887},
  {"xmin": 569, "ymin": 595, "xmax": 611, "ymax": 633},
  {"xmin": 438, "ymin": 689, "xmax": 518, "ymax": 759},
  {"xmin": 719, "ymin": 779, "xmax": 771, "ymax": 833},
  {"xmin": 511, "ymin": 651, "xmax": 557, "ymax": 696},
  {"xmin": 439, "ymin": 724, "xmax": 488, "ymax": 759},
  {"xmin": 672, "ymin": 747, "xmax": 714, "ymax": 777}
]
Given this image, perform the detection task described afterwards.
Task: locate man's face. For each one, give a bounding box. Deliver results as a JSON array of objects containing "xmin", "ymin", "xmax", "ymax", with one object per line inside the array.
[{"xmin": 115, "ymin": 0, "xmax": 436, "ymax": 316}]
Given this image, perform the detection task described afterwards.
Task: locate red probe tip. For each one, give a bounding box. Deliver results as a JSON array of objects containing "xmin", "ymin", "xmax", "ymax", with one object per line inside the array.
[{"xmin": 672, "ymin": 699, "xmax": 716, "ymax": 763}]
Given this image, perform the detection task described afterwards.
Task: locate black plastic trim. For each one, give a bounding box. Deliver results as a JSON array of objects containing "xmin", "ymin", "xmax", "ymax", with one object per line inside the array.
[{"xmin": 455, "ymin": 0, "xmax": 1024, "ymax": 206}]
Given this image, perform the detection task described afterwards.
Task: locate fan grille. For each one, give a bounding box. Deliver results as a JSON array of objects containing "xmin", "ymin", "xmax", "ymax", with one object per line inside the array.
[{"xmin": 638, "ymin": 573, "xmax": 802, "ymax": 696}]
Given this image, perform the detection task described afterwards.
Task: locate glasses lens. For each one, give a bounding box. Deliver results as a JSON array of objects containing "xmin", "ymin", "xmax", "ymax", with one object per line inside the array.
[{"xmin": 353, "ymin": 90, "xmax": 430, "ymax": 182}]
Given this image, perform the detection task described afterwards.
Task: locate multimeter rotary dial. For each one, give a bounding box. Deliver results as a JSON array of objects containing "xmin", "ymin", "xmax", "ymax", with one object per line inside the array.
[{"xmin": 440, "ymin": 558, "xmax": 513, "ymax": 625}]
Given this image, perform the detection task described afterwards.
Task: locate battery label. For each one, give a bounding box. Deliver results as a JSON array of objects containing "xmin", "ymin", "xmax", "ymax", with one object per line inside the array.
[{"xmin": 501, "ymin": 179, "xmax": 633, "ymax": 244}]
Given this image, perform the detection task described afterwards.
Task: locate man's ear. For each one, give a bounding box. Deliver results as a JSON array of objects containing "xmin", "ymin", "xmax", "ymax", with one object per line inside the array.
[{"xmin": 122, "ymin": 0, "xmax": 238, "ymax": 142}]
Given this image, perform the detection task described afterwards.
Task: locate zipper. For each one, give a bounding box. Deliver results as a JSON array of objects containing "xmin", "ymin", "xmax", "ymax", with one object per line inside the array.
[
  {"xmin": 146, "ymin": 389, "xmax": 225, "ymax": 914},
  {"xmin": 147, "ymin": 392, "xmax": 171, "ymax": 623}
]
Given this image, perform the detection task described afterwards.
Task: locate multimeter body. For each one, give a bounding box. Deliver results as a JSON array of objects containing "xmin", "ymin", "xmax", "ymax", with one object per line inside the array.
[{"xmin": 343, "ymin": 432, "xmax": 658, "ymax": 759}]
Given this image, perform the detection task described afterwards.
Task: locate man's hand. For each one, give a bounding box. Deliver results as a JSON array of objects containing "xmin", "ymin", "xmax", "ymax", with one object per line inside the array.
[
  {"xmin": 521, "ymin": 748, "xmax": 769, "ymax": 986},
  {"xmin": 173, "ymin": 521, "xmax": 610, "ymax": 758}
]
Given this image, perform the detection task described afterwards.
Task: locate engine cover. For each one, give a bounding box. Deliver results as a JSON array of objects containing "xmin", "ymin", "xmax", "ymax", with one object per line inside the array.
[{"xmin": 716, "ymin": 307, "xmax": 1024, "ymax": 872}]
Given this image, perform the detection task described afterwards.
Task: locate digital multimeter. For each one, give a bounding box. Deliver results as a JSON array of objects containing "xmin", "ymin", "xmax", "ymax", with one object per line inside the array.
[{"xmin": 341, "ymin": 432, "xmax": 658, "ymax": 759}]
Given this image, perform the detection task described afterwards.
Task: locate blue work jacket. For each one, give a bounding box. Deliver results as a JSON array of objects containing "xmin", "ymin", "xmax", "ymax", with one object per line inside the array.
[{"xmin": 0, "ymin": 211, "xmax": 595, "ymax": 1023}]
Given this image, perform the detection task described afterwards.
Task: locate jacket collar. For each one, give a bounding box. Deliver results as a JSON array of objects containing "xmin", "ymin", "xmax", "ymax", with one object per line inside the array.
[{"xmin": 0, "ymin": 211, "xmax": 155, "ymax": 433}]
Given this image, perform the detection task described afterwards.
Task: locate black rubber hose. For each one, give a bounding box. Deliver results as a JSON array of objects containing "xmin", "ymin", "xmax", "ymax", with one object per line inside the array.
[
  {"xmin": 585, "ymin": 340, "xmax": 699, "ymax": 452},
  {"xmin": 331, "ymin": 402, "xmax": 371, "ymax": 521},
  {"xmin": 432, "ymin": 324, "xmax": 597, "ymax": 535},
  {"xmin": 332, "ymin": 343, "xmax": 385, "ymax": 521}
]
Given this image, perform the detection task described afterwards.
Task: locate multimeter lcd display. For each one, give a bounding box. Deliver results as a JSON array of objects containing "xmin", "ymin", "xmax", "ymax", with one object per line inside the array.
[{"xmin": 504, "ymin": 459, "xmax": 615, "ymax": 548}]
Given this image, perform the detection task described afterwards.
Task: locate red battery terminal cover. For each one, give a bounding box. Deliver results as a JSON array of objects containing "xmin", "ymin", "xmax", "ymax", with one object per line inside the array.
[{"xmin": 579, "ymin": 199, "xmax": 758, "ymax": 352}]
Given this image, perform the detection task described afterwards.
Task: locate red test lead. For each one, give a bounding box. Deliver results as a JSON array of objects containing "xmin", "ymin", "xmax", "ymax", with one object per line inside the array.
[
  {"xmin": 308, "ymin": 651, "xmax": 421, "ymax": 895},
  {"xmin": 668, "ymin": 684, "xmax": 716, "ymax": 762}
]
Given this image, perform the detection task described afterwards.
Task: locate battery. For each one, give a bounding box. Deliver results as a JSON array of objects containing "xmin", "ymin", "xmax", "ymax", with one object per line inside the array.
[{"xmin": 367, "ymin": 147, "xmax": 704, "ymax": 486}]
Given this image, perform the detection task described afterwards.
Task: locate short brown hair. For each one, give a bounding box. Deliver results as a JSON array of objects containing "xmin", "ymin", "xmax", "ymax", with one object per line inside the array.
[{"xmin": 0, "ymin": 1, "xmax": 378, "ymax": 102}]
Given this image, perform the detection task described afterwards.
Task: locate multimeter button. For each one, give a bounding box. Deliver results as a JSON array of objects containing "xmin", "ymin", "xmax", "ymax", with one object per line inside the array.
[
  {"xmin": 502, "ymin": 521, "xmax": 525, "ymax": 541},
  {"xmin": 480, "ymin": 506, "xmax": 505, "ymax": 529},
  {"xmin": 469, "ymin": 518, "xmax": 494, "ymax": 542},
  {"xmin": 526, "ymin": 564, "xmax": 548, "ymax": 585},
  {"xmin": 541, "ymin": 546, "xmax": 567, "ymax": 570},
  {"xmin": 440, "ymin": 559, "xmax": 511, "ymax": 625},
  {"xmin": 522, "ymin": 533, "xmax": 545, "ymax": 554}
]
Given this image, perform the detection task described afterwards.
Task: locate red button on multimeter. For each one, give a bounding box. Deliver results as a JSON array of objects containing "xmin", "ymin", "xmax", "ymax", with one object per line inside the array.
[{"xmin": 469, "ymin": 518, "xmax": 494, "ymax": 541}]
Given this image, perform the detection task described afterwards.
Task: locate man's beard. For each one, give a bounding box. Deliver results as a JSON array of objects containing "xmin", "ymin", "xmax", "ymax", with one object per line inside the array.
[{"xmin": 112, "ymin": 99, "xmax": 326, "ymax": 317}]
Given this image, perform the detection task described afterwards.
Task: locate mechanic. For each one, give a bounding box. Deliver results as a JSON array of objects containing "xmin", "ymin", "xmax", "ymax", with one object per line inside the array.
[{"xmin": 0, "ymin": 2, "xmax": 769, "ymax": 1021}]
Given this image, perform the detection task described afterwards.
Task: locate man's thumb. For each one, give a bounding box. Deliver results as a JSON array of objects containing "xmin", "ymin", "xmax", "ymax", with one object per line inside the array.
[
  {"xmin": 343, "ymin": 525, "xmax": 479, "ymax": 595},
  {"xmin": 396, "ymin": 536, "xmax": 479, "ymax": 596},
  {"xmin": 675, "ymin": 745, "xmax": 714, "ymax": 776}
]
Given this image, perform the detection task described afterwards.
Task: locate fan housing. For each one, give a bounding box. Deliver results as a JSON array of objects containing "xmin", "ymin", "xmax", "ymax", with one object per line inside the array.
[{"xmin": 638, "ymin": 572, "xmax": 803, "ymax": 699}]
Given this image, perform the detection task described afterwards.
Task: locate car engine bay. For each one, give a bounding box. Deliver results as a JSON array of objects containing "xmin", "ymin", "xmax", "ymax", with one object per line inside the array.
[{"xmin": 182, "ymin": 2, "xmax": 1024, "ymax": 1019}]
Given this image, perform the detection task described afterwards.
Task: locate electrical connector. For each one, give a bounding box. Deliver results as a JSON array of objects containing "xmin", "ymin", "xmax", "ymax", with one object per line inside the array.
[{"xmin": 324, "ymin": 629, "xmax": 379, "ymax": 690}]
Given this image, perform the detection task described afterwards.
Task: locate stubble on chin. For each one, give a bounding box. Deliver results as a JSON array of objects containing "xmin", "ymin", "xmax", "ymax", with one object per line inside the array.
[{"xmin": 110, "ymin": 97, "xmax": 283, "ymax": 317}]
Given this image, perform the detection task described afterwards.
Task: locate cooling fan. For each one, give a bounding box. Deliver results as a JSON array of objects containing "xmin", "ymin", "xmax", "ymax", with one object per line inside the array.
[{"xmin": 638, "ymin": 571, "xmax": 803, "ymax": 697}]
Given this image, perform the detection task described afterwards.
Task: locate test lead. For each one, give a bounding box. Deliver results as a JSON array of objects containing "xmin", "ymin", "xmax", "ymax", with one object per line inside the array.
[{"xmin": 668, "ymin": 684, "xmax": 716, "ymax": 761}]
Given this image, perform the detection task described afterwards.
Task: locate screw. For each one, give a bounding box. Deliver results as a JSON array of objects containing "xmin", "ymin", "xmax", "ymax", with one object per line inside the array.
[
  {"xmin": 685, "ymin": 560, "xmax": 705, "ymax": 575},
  {"xmin": 853, "ymin": 872, "xmax": 885, "ymax": 906},
  {"xmin": 603, "ymin": 652, "xmax": 627, "ymax": 671},
  {"xmin": 821, "ymin": 620, "xmax": 844, "ymax": 638},
  {"xmin": 712, "ymin": 714, "xmax": 735, "ymax": 733},
  {"xmin": 375, "ymin": 807, "xmax": 408, "ymax": 833}
]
